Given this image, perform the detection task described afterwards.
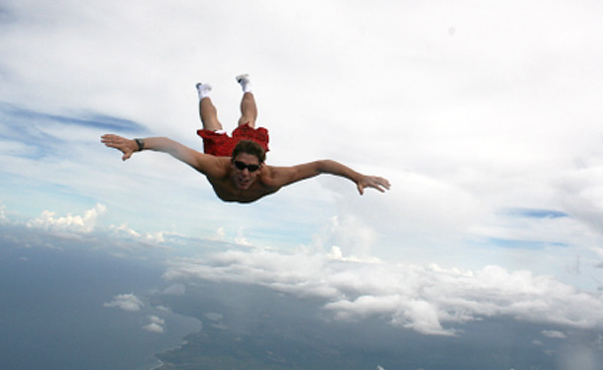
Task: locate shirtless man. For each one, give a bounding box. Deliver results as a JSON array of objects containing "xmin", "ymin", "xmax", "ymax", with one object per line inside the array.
[{"xmin": 101, "ymin": 74, "xmax": 390, "ymax": 203}]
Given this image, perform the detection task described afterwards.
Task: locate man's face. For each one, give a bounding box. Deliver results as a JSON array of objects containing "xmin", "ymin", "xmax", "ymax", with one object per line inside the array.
[{"xmin": 231, "ymin": 153, "xmax": 262, "ymax": 190}]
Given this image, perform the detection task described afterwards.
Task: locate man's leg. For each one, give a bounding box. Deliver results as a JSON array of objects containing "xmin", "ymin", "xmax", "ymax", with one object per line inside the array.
[
  {"xmin": 236, "ymin": 74, "xmax": 257, "ymax": 128},
  {"xmin": 196, "ymin": 83, "xmax": 223, "ymax": 131}
]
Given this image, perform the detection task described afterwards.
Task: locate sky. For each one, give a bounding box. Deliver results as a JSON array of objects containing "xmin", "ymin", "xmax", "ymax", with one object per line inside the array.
[{"xmin": 2, "ymin": 0, "xmax": 603, "ymax": 368}]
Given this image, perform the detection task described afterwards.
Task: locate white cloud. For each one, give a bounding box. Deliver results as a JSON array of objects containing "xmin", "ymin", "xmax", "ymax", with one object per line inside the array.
[
  {"xmin": 143, "ymin": 315, "xmax": 166, "ymax": 333},
  {"xmin": 12, "ymin": 203, "xmax": 168, "ymax": 249},
  {"xmin": 149, "ymin": 315, "xmax": 165, "ymax": 325},
  {"xmin": 26, "ymin": 203, "xmax": 106, "ymax": 233},
  {"xmin": 109, "ymin": 223, "xmax": 165, "ymax": 244},
  {"xmin": 143, "ymin": 322, "xmax": 164, "ymax": 333},
  {"xmin": 163, "ymin": 249, "xmax": 603, "ymax": 336},
  {"xmin": 103, "ymin": 293, "xmax": 144, "ymax": 312}
]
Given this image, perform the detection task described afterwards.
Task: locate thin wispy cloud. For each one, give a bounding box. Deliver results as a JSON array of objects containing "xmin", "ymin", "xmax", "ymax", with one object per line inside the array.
[{"xmin": 0, "ymin": 103, "xmax": 148, "ymax": 133}]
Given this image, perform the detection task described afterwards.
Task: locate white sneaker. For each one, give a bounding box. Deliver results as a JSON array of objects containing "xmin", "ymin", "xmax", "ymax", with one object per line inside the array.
[
  {"xmin": 235, "ymin": 74, "xmax": 250, "ymax": 84},
  {"xmin": 196, "ymin": 82, "xmax": 212, "ymax": 91}
]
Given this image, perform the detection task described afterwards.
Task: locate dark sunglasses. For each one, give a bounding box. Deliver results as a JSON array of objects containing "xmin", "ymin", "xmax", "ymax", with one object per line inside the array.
[{"xmin": 233, "ymin": 161, "xmax": 261, "ymax": 172}]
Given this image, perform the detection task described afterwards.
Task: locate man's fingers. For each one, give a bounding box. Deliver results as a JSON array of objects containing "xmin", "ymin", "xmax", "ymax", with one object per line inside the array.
[
  {"xmin": 102, "ymin": 134, "xmax": 135, "ymax": 163},
  {"xmin": 376, "ymin": 177, "xmax": 391, "ymax": 190},
  {"xmin": 371, "ymin": 183, "xmax": 385, "ymax": 193},
  {"xmin": 101, "ymin": 134, "xmax": 126, "ymax": 146},
  {"xmin": 358, "ymin": 176, "xmax": 391, "ymax": 195},
  {"xmin": 375, "ymin": 177, "xmax": 391, "ymax": 191}
]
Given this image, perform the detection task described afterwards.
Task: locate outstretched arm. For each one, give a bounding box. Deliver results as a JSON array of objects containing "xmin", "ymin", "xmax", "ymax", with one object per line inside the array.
[
  {"xmin": 267, "ymin": 159, "xmax": 390, "ymax": 195},
  {"xmin": 100, "ymin": 134, "xmax": 222, "ymax": 175}
]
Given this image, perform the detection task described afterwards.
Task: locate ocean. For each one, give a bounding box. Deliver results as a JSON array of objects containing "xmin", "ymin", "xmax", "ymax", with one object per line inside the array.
[{"xmin": 0, "ymin": 242, "xmax": 200, "ymax": 370}]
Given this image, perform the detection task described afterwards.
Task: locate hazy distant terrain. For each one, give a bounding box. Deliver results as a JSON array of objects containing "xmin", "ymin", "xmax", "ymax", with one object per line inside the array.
[
  {"xmin": 2, "ymin": 226, "xmax": 601, "ymax": 370},
  {"xmin": 152, "ymin": 282, "xmax": 568, "ymax": 370}
]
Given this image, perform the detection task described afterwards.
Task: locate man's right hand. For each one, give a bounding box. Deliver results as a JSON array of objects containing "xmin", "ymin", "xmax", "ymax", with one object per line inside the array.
[{"xmin": 101, "ymin": 134, "xmax": 137, "ymax": 161}]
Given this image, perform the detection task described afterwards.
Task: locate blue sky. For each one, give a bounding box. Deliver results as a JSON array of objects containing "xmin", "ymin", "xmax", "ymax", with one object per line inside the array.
[{"xmin": 2, "ymin": 0, "xmax": 603, "ymax": 366}]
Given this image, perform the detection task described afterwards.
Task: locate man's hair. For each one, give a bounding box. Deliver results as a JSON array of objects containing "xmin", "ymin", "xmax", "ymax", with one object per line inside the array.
[{"xmin": 232, "ymin": 140, "xmax": 266, "ymax": 163}]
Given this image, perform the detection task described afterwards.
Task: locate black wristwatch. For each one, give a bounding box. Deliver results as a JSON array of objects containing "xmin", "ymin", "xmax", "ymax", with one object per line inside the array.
[{"xmin": 134, "ymin": 138, "xmax": 144, "ymax": 151}]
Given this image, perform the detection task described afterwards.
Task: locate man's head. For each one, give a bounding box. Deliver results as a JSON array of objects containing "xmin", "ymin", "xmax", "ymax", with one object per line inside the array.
[
  {"xmin": 232, "ymin": 140, "xmax": 266, "ymax": 164},
  {"xmin": 230, "ymin": 140, "xmax": 266, "ymax": 190}
]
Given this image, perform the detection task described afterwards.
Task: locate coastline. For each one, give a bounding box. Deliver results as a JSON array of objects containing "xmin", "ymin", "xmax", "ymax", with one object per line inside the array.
[{"xmin": 150, "ymin": 360, "xmax": 164, "ymax": 370}]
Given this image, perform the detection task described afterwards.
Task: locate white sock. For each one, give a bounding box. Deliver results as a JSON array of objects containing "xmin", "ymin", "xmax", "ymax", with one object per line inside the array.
[
  {"xmin": 241, "ymin": 80, "xmax": 252, "ymax": 93},
  {"xmin": 196, "ymin": 82, "xmax": 212, "ymax": 101},
  {"xmin": 236, "ymin": 74, "xmax": 252, "ymax": 93}
]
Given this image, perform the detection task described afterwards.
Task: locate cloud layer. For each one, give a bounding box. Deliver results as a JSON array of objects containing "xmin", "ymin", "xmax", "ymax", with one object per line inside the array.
[{"xmin": 163, "ymin": 248, "xmax": 603, "ymax": 336}]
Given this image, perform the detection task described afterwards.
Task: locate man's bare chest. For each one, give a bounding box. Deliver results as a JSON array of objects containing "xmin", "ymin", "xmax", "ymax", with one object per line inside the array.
[{"xmin": 207, "ymin": 177, "xmax": 266, "ymax": 203}]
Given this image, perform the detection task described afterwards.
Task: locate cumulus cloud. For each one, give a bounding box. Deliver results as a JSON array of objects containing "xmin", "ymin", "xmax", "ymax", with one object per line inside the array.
[
  {"xmin": 103, "ymin": 293, "xmax": 144, "ymax": 312},
  {"xmin": 143, "ymin": 322, "xmax": 164, "ymax": 333},
  {"xmin": 109, "ymin": 223, "xmax": 165, "ymax": 244},
  {"xmin": 143, "ymin": 315, "xmax": 165, "ymax": 333},
  {"xmin": 26, "ymin": 203, "xmax": 106, "ymax": 233},
  {"xmin": 163, "ymin": 249, "xmax": 603, "ymax": 336}
]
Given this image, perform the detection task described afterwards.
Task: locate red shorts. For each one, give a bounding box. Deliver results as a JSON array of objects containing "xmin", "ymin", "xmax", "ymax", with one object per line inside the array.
[{"xmin": 197, "ymin": 124, "xmax": 270, "ymax": 157}]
